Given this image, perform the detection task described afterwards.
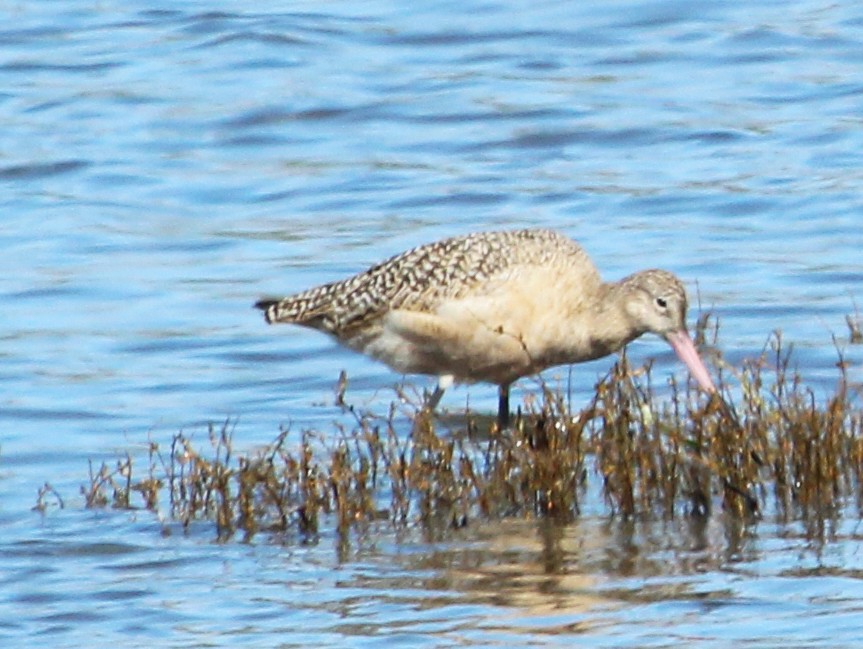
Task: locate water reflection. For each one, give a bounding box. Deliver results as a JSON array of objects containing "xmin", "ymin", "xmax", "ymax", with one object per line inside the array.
[
  {"xmin": 316, "ymin": 509, "xmax": 861, "ymax": 646},
  {"xmin": 341, "ymin": 512, "xmax": 766, "ymax": 624}
]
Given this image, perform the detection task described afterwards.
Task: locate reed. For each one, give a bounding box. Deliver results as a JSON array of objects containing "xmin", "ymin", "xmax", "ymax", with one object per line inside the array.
[{"xmin": 70, "ymin": 321, "xmax": 861, "ymax": 545}]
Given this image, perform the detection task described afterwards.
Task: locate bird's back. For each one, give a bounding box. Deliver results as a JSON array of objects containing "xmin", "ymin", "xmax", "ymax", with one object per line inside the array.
[{"xmin": 255, "ymin": 228, "xmax": 593, "ymax": 337}]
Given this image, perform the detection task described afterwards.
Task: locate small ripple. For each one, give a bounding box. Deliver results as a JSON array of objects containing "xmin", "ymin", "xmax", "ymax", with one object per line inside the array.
[
  {"xmin": 195, "ymin": 31, "xmax": 310, "ymax": 49},
  {"xmin": 379, "ymin": 28, "xmax": 554, "ymax": 47},
  {"xmin": 5, "ymin": 539, "xmax": 142, "ymax": 560},
  {"xmin": 0, "ymin": 160, "xmax": 89, "ymax": 180},
  {"xmin": 92, "ymin": 588, "xmax": 153, "ymax": 602},
  {"xmin": 713, "ymin": 198, "xmax": 775, "ymax": 217},
  {"xmin": 6, "ymin": 285, "xmax": 86, "ymax": 300},
  {"xmin": 678, "ymin": 129, "xmax": 745, "ymax": 143},
  {"xmin": 0, "ymin": 406, "xmax": 119, "ymax": 422},
  {"xmin": 797, "ymin": 270, "xmax": 863, "ymax": 285},
  {"xmin": 0, "ymin": 26, "xmax": 68, "ymax": 45},
  {"xmin": 179, "ymin": 11, "xmax": 242, "ymax": 36},
  {"xmin": 408, "ymin": 107, "xmax": 569, "ymax": 125},
  {"xmin": 139, "ymin": 9, "xmax": 183, "ymax": 19},
  {"xmin": 478, "ymin": 126, "xmax": 663, "ymax": 151},
  {"xmin": 0, "ymin": 60, "xmax": 121, "ymax": 73},
  {"xmin": 222, "ymin": 104, "xmax": 384, "ymax": 129},
  {"xmin": 388, "ymin": 192, "xmax": 507, "ymax": 209}
]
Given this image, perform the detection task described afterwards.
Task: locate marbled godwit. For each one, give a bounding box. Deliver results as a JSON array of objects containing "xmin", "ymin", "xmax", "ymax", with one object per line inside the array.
[{"xmin": 255, "ymin": 228, "xmax": 715, "ymax": 426}]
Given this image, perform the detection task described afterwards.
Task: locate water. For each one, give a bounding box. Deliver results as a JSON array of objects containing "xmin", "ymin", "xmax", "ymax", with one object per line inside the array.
[{"xmin": 2, "ymin": 0, "xmax": 863, "ymax": 646}]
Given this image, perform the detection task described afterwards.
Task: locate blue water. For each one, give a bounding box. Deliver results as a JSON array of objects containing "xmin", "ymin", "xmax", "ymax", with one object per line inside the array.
[{"xmin": 3, "ymin": 1, "xmax": 863, "ymax": 646}]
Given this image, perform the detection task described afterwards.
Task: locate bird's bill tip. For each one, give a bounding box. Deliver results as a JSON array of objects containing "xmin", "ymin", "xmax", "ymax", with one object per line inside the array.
[{"xmin": 665, "ymin": 329, "xmax": 716, "ymax": 393}]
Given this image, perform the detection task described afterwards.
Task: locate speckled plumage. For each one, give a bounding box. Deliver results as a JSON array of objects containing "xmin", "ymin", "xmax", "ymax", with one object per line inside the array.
[
  {"xmin": 255, "ymin": 227, "xmax": 715, "ymax": 426},
  {"xmin": 256, "ymin": 229, "xmax": 591, "ymax": 335}
]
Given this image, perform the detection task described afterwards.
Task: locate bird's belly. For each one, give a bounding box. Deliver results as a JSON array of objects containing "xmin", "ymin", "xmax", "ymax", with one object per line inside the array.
[{"xmin": 352, "ymin": 307, "xmax": 534, "ymax": 385}]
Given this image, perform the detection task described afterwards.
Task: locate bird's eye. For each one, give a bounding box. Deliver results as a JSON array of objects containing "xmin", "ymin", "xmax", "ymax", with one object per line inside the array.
[{"xmin": 655, "ymin": 297, "xmax": 668, "ymax": 309}]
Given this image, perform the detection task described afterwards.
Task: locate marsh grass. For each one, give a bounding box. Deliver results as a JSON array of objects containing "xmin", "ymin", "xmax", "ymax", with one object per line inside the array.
[{"xmin": 72, "ymin": 322, "xmax": 863, "ymax": 544}]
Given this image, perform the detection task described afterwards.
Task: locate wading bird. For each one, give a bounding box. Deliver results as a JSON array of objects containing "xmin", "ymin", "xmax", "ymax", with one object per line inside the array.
[{"xmin": 255, "ymin": 228, "xmax": 715, "ymax": 427}]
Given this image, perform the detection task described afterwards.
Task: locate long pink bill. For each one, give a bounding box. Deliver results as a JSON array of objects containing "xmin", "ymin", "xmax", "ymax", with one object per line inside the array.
[{"xmin": 665, "ymin": 329, "xmax": 716, "ymax": 394}]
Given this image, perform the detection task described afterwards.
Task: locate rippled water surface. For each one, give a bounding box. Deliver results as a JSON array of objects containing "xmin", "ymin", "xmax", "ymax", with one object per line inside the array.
[{"xmin": 3, "ymin": 1, "xmax": 863, "ymax": 646}]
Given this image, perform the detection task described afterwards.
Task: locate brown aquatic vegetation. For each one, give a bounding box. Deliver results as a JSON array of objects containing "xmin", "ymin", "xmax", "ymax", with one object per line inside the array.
[
  {"xmin": 847, "ymin": 306, "xmax": 863, "ymax": 344},
  {"xmin": 70, "ymin": 320, "xmax": 863, "ymax": 545}
]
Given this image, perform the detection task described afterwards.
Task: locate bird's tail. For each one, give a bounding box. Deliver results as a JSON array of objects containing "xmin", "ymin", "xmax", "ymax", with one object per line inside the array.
[
  {"xmin": 254, "ymin": 281, "xmax": 348, "ymax": 331},
  {"xmin": 253, "ymin": 298, "xmax": 283, "ymax": 324},
  {"xmin": 254, "ymin": 291, "xmax": 331, "ymax": 328}
]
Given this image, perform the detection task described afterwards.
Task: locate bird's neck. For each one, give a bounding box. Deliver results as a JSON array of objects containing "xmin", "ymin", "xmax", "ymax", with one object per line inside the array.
[{"xmin": 585, "ymin": 281, "xmax": 644, "ymax": 355}]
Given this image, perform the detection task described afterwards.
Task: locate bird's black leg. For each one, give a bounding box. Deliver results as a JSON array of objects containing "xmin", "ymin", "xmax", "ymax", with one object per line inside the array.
[{"xmin": 497, "ymin": 384, "xmax": 511, "ymax": 429}]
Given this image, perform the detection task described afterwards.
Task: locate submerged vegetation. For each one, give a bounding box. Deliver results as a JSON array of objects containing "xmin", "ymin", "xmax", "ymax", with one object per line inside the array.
[{"xmin": 63, "ymin": 320, "xmax": 863, "ymax": 545}]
